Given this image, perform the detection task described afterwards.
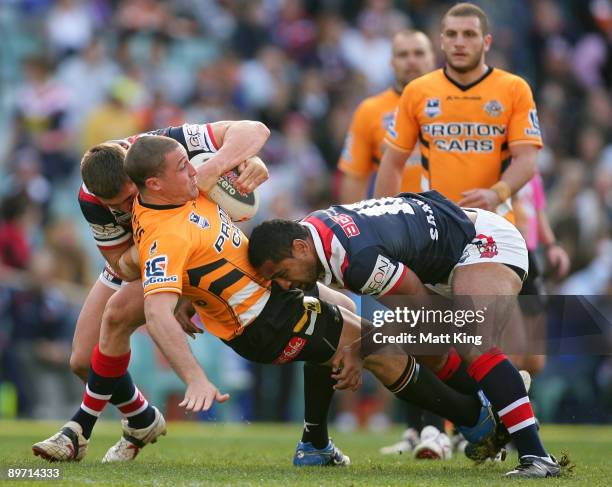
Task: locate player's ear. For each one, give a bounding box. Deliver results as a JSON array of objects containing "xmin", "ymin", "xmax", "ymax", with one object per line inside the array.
[
  {"xmin": 144, "ymin": 176, "xmax": 162, "ymax": 192},
  {"xmin": 126, "ymin": 180, "xmax": 138, "ymax": 194},
  {"xmin": 292, "ymin": 239, "xmax": 308, "ymax": 258},
  {"xmin": 483, "ymin": 33, "xmax": 492, "ymax": 52}
]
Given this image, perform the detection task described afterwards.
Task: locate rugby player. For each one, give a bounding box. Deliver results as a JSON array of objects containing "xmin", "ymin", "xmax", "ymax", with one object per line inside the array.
[
  {"xmin": 371, "ymin": 4, "xmax": 558, "ymax": 472},
  {"xmin": 249, "ymin": 193, "xmax": 562, "ymax": 478},
  {"xmin": 374, "ymin": 3, "xmax": 540, "ymax": 224},
  {"xmin": 337, "ymin": 29, "xmax": 435, "ymax": 203},
  {"xmin": 35, "ymin": 135, "xmax": 506, "ymax": 467},
  {"xmin": 337, "ymin": 28, "xmax": 446, "ymax": 457},
  {"xmin": 32, "ymin": 121, "xmax": 270, "ymax": 463}
]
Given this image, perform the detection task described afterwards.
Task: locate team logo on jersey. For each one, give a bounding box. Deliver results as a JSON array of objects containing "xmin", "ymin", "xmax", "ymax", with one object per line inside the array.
[
  {"xmin": 484, "ymin": 100, "xmax": 504, "ymax": 117},
  {"xmin": 149, "ymin": 240, "xmax": 158, "ymax": 256},
  {"xmin": 360, "ymin": 255, "xmax": 397, "ymax": 295},
  {"xmin": 340, "ymin": 134, "xmax": 353, "ymax": 162},
  {"xmin": 143, "ymin": 255, "xmax": 178, "ymax": 287},
  {"xmin": 473, "ymin": 234, "xmax": 498, "ymax": 259},
  {"xmin": 303, "ymin": 296, "xmax": 322, "ymax": 314},
  {"xmin": 110, "ymin": 208, "xmax": 132, "ymax": 225},
  {"xmin": 189, "ymin": 211, "xmax": 210, "ymax": 230},
  {"xmin": 387, "ymin": 109, "xmax": 398, "ymax": 138},
  {"xmin": 526, "ymin": 109, "xmax": 541, "ymax": 136},
  {"xmin": 425, "ymin": 98, "xmax": 441, "ymax": 118},
  {"xmin": 382, "ymin": 111, "xmax": 395, "ymax": 130},
  {"xmin": 330, "ymin": 214, "xmax": 360, "ymax": 237},
  {"xmin": 273, "ymin": 337, "xmax": 308, "ymax": 364}
]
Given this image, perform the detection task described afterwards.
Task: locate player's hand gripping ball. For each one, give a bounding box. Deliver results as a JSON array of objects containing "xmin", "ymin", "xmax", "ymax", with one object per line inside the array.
[{"xmin": 190, "ymin": 153, "xmax": 260, "ymax": 222}]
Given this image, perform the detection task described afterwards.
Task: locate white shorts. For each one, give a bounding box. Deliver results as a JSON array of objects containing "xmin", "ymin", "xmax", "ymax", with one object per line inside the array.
[
  {"xmin": 427, "ymin": 209, "xmax": 529, "ymax": 296},
  {"xmin": 98, "ymin": 261, "xmax": 123, "ymax": 291}
]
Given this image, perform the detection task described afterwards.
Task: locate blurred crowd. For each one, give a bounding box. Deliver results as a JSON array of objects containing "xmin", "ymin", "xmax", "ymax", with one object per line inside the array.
[{"xmin": 0, "ymin": 0, "xmax": 610, "ymax": 424}]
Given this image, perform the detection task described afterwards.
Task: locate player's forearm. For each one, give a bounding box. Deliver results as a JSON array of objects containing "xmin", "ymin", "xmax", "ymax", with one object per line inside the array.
[
  {"xmin": 208, "ymin": 121, "xmax": 271, "ymax": 176},
  {"xmin": 499, "ymin": 146, "xmax": 538, "ymax": 196},
  {"xmin": 536, "ymin": 210, "xmax": 557, "ymax": 247},
  {"xmin": 374, "ymin": 149, "xmax": 406, "ymax": 198},
  {"xmin": 117, "ymin": 245, "xmax": 140, "ymax": 282},
  {"xmin": 100, "ymin": 243, "xmax": 136, "ymax": 282},
  {"xmin": 145, "ymin": 303, "xmax": 208, "ymax": 385}
]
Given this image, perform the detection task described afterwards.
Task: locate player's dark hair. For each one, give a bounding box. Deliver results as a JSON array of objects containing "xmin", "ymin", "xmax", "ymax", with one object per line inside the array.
[
  {"xmin": 80, "ymin": 143, "xmax": 130, "ymax": 199},
  {"xmin": 248, "ymin": 219, "xmax": 309, "ymax": 268},
  {"xmin": 443, "ymin": 2, "xmax": 490, "ymax": 36},
  {"xmin": 124, "ymin": 135, "xmax": 179, "ymax": 189}
]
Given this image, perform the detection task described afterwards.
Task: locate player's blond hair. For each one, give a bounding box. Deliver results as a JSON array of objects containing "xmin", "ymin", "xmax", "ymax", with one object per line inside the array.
[
  {"xmin": 80, "ymin": 142, "xmax": 129, "ymax": 199},
  {"xmin": 124, "ymin": 135, "xmax": 180, "ymax": 189},
  {"xmin": 443, "ymin": 2, "xmax": 490, "ymax": 36}
]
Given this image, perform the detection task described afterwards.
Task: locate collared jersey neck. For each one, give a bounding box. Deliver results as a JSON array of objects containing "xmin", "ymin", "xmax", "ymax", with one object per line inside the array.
[
  {"xmin": 137, "ymin": 194, "xmax": 187, "ymax": 210},
  {"xmin": 443, "ymin": 65, "xmax": 494, "ymax": 92}
]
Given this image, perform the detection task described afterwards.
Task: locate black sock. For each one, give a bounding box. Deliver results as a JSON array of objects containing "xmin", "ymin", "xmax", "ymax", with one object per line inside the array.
[
  {"xmin": 435, "ymin": 348, "xmax": 479, "ymax": 395},
  {"xmin": 388, "ymin": 357, "xmax": 481, "ymax": 428},
  {"xmin": 109, "ymin": 372, "xmax": 156, "ymax": 430},
  {"xmin": 301, "ymin": 363, "xmax": 334, "ymax": 449},
  {"xmin": 470, "ymin": 352, "xmax": 546, "ymax": 458},
  {"xmin": 446, "ymin": 361, "xmax": 480, "ymax": 395}
]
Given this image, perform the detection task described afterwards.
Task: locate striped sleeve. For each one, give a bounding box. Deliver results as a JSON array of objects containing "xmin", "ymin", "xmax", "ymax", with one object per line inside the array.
[{"xmin": 78, "ymin": 185, "xmax": 132, "ymax": 249}]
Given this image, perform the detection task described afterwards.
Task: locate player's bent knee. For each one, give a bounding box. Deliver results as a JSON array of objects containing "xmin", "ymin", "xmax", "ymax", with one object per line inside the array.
[
  {"xmin": 69, "ymin": 352, "xmax": 89, "ymax": 381},
  {"xmin": 102, "ymin": 295, "xmax": 145, "ymax": 332}
]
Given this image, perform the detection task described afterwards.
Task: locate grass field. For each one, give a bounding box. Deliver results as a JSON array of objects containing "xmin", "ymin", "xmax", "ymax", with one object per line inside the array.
[{"xmin": 1, "ymin": 421, "xmax": 611, "ymax": 486}]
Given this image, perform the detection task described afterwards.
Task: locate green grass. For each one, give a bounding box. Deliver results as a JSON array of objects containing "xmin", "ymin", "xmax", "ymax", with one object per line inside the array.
[{"xmin": 1, "ymin": 421, "xmax": 611, "ymax": 486}]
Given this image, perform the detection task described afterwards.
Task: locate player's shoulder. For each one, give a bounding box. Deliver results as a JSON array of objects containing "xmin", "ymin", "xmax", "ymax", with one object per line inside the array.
[
  {"xmin": 490, "ymin": 68, "xmax": 533, "ymax": 91},
  {"xmin": 78, "ymin": 182, "xmax": 112, "ymax": 221},
  {"xmin": 406, "ymin": 69, "xmax": 446, "ymax": 92},
  {"xmin": 78, "ymin": 182, "xmax": 102, "ymax": 206},
  {"xmin": 355, "ymin": 89, "xmax": 397, "ymax": 116}
]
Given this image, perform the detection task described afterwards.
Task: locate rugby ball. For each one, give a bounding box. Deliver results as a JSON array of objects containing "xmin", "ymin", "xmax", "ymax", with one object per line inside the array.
[{"xmin": 190, "ymin": 152, "xmax": 260, "ymax": 222}]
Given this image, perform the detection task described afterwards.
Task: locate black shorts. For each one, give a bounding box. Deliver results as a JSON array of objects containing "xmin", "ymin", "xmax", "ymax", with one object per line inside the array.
[
  {"xmin": 519, "ymin": 250, "xmax": 546, "ymax": 315},
  {"xmin": 224, "ymin": 284, "xmax": 344, "ymax": 365}
]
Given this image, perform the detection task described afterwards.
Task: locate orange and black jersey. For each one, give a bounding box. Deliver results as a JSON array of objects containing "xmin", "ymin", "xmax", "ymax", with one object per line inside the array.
[
  {"xmin": 385, "ymin": 68, "xmax": 543, "ymax": 218},
  {"xmin": 132, "ymin": 193, "xmax": 271, "ymax": 340},
  {"xmin": 339, "ymin": 88, "xmax": 422, "ymax": 193}
]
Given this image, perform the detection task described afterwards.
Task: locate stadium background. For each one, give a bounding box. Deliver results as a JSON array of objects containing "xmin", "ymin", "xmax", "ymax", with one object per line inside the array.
[{"xmin": 0, "ymin": 0, "xmax": 610, "ymax": 429}]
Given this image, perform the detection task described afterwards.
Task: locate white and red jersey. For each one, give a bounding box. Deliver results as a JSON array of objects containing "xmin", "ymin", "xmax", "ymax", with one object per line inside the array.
[{"xmin": 78, "ymin": 123, "xmax": 219, "ymax": 251}]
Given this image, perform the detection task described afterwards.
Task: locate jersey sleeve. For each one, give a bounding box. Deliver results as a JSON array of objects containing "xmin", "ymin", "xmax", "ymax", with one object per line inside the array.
[
  {"xmin": 150, "ymin": 123, "xmax": 219, "ymax": 158},
  {"xmin": 508, "ymin": 77, "xmax": 543, "ymax": 148},
  {"xmin": 139, "ymin": 232, "xmax": 191, "ymax": 298},
  {"xmin": 343, "ymin": 246, "xmax": 408, "ymax": 296},
  {"xmin": 338, "ymin": 101, "xmax": 375, "ymax": 178},
  {"xmin": 384, "ymin": 83, "xmax": 419, "ymax": 153},
  {"xmin": 78, "ymin": 191, "xmax": 132, "ymax": 250}
]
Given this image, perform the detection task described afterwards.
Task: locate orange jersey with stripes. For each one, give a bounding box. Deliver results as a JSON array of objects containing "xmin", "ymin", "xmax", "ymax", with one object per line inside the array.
[
  {"xmin": 385, "ymin": 68, "xmax": 542, "ymax": 218},
  {"xmin": 132, "ymin": 194, "xmax": 271, "ymax": 340},
  {"xmin": 338, "ymin": 88, "xmax": 422, "ymax": 193}
]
